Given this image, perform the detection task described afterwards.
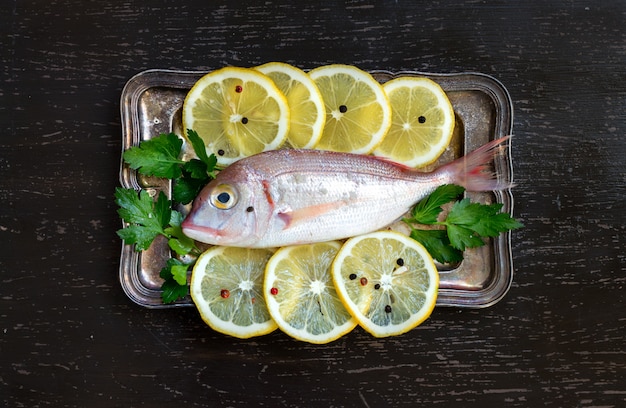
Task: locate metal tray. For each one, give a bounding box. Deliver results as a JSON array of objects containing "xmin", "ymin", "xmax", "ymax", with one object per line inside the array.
[{"xmin": 119, "ymin": 68, "xmax": 515, "ymax": 309}]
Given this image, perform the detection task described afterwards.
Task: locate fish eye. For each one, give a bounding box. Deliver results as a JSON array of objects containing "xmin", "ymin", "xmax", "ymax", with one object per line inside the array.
[
  {"xmin": 217, "ymin": 192, "xmax": 230, "ymax": 203},
  {"xmin": 210, "ymin": 184, "xmax": 238, "ymax": 210}
]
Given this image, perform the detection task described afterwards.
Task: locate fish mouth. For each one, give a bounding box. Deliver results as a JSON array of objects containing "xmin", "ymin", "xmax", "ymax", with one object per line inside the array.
[{"xmin": 181, "ymin": 219, "xmax": 225, "ymax": 243}]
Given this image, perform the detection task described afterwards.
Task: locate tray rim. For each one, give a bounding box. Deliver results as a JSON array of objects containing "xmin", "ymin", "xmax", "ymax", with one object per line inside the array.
[{"xmin": 118, "ymin": 68, "xmax": 515, "ymax": 309}]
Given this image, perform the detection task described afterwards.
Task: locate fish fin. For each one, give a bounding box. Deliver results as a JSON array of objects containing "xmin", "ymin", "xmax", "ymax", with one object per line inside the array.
[
  {"xmin": 277, "ymin": 202, "xmax": 344, "ymax": 229},
  {"xmin": 366, "ymin": 154, "xmax": 416, "ymax": 171},
  {"xmin": 443, "ymin": 136, "xmax": 514, "ymax": 191}
]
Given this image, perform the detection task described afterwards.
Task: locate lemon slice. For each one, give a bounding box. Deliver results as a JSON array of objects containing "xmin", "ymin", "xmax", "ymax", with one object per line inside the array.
[
  {"xmin": 255, "ymin": 62, "xmax": 326, "ymax": 149},
  {"xmin": 308, "ymin": 64, "xmax": 392, "ymax": 154},
  {"xmin": 182, "ymin": 67, "xmax": 290, "ymax": 166},
  {"xmin": 331, "ymin": 231, "xmax": 439, "ymax": 338},
  {"xmin": 374, "ymin": 77, "xmax": 455, "ymax": 168},
  {"xmin": 264, "ymin": 241, "xmax": 357, "ymax": 344},
  {"xmin": 190, "ymin": 246, "xmax": 278, "ymax": 339}
]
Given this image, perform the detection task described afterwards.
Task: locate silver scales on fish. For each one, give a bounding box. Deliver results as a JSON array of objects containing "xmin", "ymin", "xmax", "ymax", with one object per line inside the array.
[{"xmin": 118, "ymin": 69, "xmax": 515, "ymax": 308}]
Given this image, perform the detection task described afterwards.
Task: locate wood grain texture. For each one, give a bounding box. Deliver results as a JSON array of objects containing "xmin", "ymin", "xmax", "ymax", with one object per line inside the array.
[{"xmin": 1, "ymin": 0, "xmax": 625, "ymax": 407}]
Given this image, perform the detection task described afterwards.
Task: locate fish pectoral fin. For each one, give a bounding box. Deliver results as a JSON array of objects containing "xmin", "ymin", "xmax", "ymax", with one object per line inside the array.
[{"xmin": 277, "ymin": 202, "xmax": 344, "ymax": 230}]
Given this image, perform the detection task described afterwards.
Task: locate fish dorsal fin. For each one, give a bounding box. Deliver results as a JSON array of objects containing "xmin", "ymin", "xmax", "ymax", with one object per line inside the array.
[{"xmin": 364, "ymin": 154, "xmax": 419, "ymax": 174}]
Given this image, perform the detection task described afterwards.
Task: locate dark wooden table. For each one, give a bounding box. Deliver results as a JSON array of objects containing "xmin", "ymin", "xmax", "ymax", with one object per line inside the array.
[{"xmin": 2, "ymin": 1, "xmax": 624, "ymax": 406}]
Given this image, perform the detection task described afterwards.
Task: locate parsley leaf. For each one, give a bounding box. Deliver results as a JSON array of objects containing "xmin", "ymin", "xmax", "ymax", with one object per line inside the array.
[
  {"xmin": 115, "ymin": 188, "xmax": 171, "ymax": 251},
  {"xmin": 445, "ymin": 198, "xmax": 524, "ymax": 246},
  {"xmin": 410, "ymin": 184, "xmax": 464, "ymax": 224},
  {"xmin": 446, "ymin": 223, "xmax": 485, "ymax": 251},
  {"xmin": 171, "ymin": 130, "xmax": 219, "ymax": 204},
  {"xmin": 164, "ymin": 211, "xmax": 197, "ymax": 256},
  {"xmin": 122, "ymin": 133, "xmax": 184, "ymax": 179},
  {"xmin": 160, "ymin": 258, "xmax": 189, "ymax": 286},
  {"xmin": 172, "ymin": 176, "xmax": 206, "ymax": 205},
  {"xmin": 186, "ymin": 129, "xmax": 217, "ymax": 171},
  {"xmin": 404, "ymin": 184, "xmax": 523, "ymax": 264},
  {"xmin": 409, "ymin": 228, "xmax": 463, "ymax": 264},
  {"xmin": 183, "ymin": 159, "xmax": 209, "ymax": 179},
  {"xmin": 160, "ymin": 258, "xmax": 190, "ymax": 303},
  {"xmin": 161, "ymin": 279, "xmax": 190, "ymax": 304},
  {"xmin": 468, "ymin": 205, "xmax": 524, "ymax": 237}
]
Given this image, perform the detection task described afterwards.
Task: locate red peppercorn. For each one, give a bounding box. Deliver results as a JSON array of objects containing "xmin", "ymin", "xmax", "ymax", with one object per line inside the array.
[
  {"xmin": 235, "ymin": 85, "xmax": 243, "ymax": 93},
  {"xmin": 360, "ymin": 277, "xmax": 368, "ymax": 286},
  {"xmin": 270, "ymin": 287, "xmax": 278, "ymax": 295},
  {"xmin": 220, "ymin": 289, "xmax": 230, "ymax": 299}
]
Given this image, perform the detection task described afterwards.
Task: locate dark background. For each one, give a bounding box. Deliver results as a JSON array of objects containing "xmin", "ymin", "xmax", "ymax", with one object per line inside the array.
[{"xmin": 2, "ymin": 1, "xmax": 624, "ymax": 406}]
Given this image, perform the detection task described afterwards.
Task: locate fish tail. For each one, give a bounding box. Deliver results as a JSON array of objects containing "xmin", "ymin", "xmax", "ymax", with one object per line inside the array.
[{"xmin": 443, "ymin": 136, "xmax": 513, "ymax": 191}]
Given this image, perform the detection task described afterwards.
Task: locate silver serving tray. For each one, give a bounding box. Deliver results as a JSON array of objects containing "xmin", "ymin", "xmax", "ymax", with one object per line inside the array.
[{"xmin": 119, "ymin": 68, "xmax": 515, "ymax": 309}]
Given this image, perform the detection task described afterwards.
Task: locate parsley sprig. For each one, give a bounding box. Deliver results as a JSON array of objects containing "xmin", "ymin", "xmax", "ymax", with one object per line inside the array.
[
  {"xmin": 404, "ymin": 184, "xmax": 523, "ymax": 264},
  {"xmin": 122, "ymin": 129, "xmax": 218, "ymax": 204},
  {"xmin": 116, "ymin": 129, "xmax": 218, "ymax": 303}
]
